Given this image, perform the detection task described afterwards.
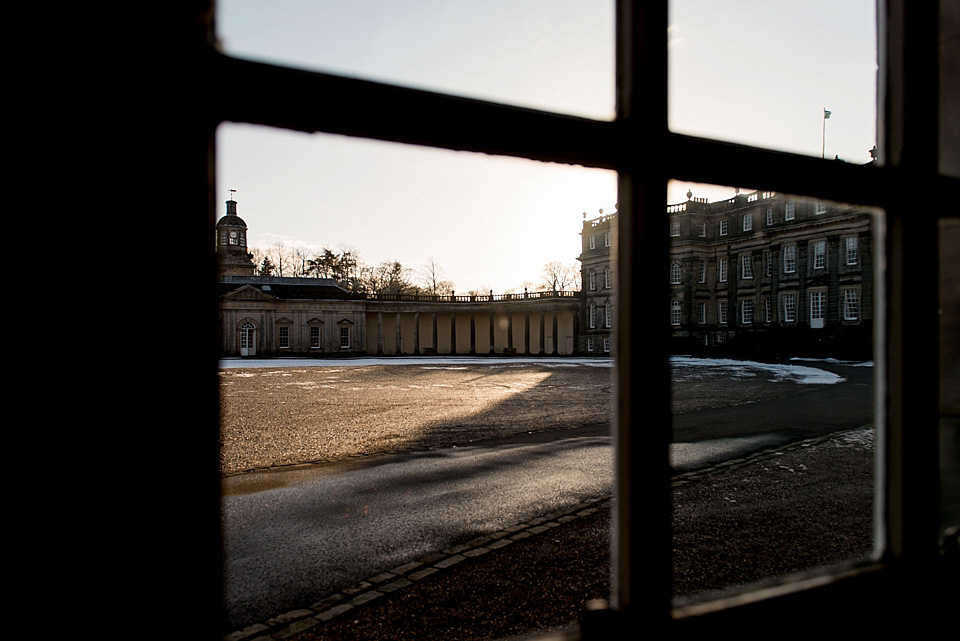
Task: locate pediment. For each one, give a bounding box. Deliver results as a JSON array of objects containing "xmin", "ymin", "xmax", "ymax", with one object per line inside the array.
[{"xmin": 221, "ymin": 284, "xmax": 277, "ymax": 302}]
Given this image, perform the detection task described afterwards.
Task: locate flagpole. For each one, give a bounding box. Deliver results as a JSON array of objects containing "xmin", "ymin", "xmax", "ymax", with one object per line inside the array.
[{"xmin": 822, "ymin": 108, "xmax": 831, "ymax": 159}]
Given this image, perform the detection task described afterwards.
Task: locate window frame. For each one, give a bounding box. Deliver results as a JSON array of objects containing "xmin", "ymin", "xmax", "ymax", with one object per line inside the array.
[
  {"xmin": 845, "ymin": 235, "xmax": 859, "ymax": 266},
  {"xmin": 740, "ymin": 253, "xmax": 753, "ymax": 279},
  {"xmin": 740, "ymin": 298, "xmax": 754, "ymax": 325},
  {"xmin": 187, "ymin": 0, "xmax": 956, "ymax": 633},
  {"xmin": 783, "ymin": 244, "xmax": 797, "ymax": 274},
  {"xmin": 669, "ymin": 260, "xmax": 682, "ymax": 284},
  {"xmin": 813, "ymin": 239, "xmax": 827, "ymax": 270}
]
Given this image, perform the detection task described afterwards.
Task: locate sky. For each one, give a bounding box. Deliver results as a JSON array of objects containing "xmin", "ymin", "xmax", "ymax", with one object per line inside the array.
[{"xmin": 216, "ymin": 0, "xmax": 878, "ymax": 294}]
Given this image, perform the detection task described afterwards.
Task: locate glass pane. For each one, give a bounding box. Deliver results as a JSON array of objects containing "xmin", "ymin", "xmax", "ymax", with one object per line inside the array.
[
  {"xmin": 666, "ymin": 181, "xmax": 880, "ymax": 604},
  {"xmin": 218, "ymin": 124, "xmax": 617, "ymax": 638},
  {"xmin": 217, "ymin": 0, "xmax": 615, "ymax": 121},
  {"xmin": 669, "ymin": 0, "xmax": 879, "ymax": 164}
]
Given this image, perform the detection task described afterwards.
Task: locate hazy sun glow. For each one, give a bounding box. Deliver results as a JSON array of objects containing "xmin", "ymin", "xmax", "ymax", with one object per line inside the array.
[{"xmin": 216, "ymin": 0, "xmax": 876, "ymax": 293}]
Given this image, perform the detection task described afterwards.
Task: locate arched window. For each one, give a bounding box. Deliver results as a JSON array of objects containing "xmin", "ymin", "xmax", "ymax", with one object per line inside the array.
[{"xmin": 670, "ymin": 261, "xmax": 682, "ymax": 284}]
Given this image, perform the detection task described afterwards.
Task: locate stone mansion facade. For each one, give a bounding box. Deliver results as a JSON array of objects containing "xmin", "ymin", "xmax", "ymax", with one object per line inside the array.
[
  {"xmin": 578, "ymin": 190, "xmax": 875, "ymax": 358},
  {"xmin": 219, "ymin": 190, "xmax": 874, "ymax": 360},
  {"xmin": 217, "ymin": 199, "xmax": 580, "ymax": 358}
]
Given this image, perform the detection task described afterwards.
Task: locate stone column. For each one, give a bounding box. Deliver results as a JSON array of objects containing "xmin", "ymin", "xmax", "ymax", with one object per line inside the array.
[
  {"xmin": 392, "ymin": 313, "xmax": 400, "ymax": 354},
  {"xmin": 524, "ymin": 313, "xmax": 530, "ymax": 355},
  {"xmin": 539, "ymin": 312, "xmax": 546, "ymax": 354},
  {"xmin": 450, "ymin": 312, "xmax": 457, "ymax": 355},
  {"xmin": 552, "ymin": 311, "xmax": 559, "ymax": 355},
  {"xmin": 489, "ymin": 312, "xmax": 496, "ymax": 354},
  {"xmin": 377, "ymin": 312, "xmax": 384, "ymax": 355},
  {"xmin": 414, "ymin": 312, "xmax": 420, "ymax": 355},
  {"xmin": 469, "ymin": 314, "xmax": 476, "ymax": 355}
]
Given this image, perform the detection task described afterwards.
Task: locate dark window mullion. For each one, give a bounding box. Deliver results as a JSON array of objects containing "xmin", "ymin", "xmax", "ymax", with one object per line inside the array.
[{"xmin": 216, "ymin": 53, "xmax": 618, "ymax": 170}]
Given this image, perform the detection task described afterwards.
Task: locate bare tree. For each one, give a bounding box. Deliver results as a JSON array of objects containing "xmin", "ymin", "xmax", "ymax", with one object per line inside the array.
[
  {"xmin": 269, "ymin": 242, "xmax": 289, "ymax": 277},
  {"xmin": 364, "ymin": 260, "xmax": 417, "ymax": 295},
  {"xmin": 249, "ymin": 247, "xmax": 265, "ymax": 275},
  {"xmin": 290, "ymin": 246, "xmax": 311, "ymax": 278},
  {"xmin": 418, "ymin": 257, "xmax": 455, "ymax": 296},
  {"xmin": 540, "ymin": 260, "xmax": 579, "ymax": 292}
]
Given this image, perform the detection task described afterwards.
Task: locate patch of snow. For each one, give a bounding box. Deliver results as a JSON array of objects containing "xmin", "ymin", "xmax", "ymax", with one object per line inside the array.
[{"xmin": 670, "ymin": 356, "xmax": 847, "ymax": 385}]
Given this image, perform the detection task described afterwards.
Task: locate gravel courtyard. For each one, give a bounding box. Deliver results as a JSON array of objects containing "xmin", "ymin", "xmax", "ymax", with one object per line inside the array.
[
  {"xmin": 219, "ymin": 360, "xmax": 816, "ymax": 475},
  {"xmin": 218, "ymin": 359, "xmax": 875, "ymax": 640}
]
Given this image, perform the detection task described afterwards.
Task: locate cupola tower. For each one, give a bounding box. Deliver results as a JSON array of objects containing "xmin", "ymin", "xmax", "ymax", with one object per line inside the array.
[{"xmin": 216, "ymin": 198, "xmax": 254, "ymax": 276}]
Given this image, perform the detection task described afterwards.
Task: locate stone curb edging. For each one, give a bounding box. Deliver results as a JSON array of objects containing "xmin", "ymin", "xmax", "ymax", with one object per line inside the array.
[
  {"xmin": 223, "ymin": 426, "xmax": 874, "ymax": 640},
  {"xmin": 223, "ymin": 496, "xmax": 614, "ymax": 641}
]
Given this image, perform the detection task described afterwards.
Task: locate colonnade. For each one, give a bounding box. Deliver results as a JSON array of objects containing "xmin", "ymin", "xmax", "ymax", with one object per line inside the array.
[{"xmin": 366, "ymin": 304, "xmax": 579, "ymax": 356}]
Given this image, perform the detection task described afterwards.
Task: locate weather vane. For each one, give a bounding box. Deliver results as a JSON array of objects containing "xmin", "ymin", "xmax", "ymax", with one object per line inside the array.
[{"xmin": 229, "ymin": 188, "xmax": 237, "ymax": 201}]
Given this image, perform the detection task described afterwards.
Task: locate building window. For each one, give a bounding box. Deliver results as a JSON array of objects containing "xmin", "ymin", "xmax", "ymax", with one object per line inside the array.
[
  {"xmin": 605, "ymin": 304, "xmax": 612, "ymax": 328},
  {"xmin": 698, "ymin": 260, "xmax": 706, "ymax": 283},
  {"xmin": 589, "ymin": 270, "xmax": 596, "ymax": 290},
  {"xmin": 718, "ymin": 257, "xmax": 728, "ymax": 283},
  {"xmin": 741, "ymin": 299, "xmax": 754, "ymax": 325},
  {"xmin": 670, "ymin": 298, "xmax": 682, "ymax": 326},
  {"xmin": 587, "ymin": 337, "xmax": 594, "ymax": 352},
  {"xmin": 719, "ymin": 219, "xmax": 728, "ymax": 236},
  {"xmin": 589, "ymin": 304, "xmax": 596, "ymax": 329},
  {"xmin": 670, "ymin": 221, "xmax": 680, "ymax": 237},
  {"xmin": 278, "ymin": 326, "xmax": 290, "ymax": 349},
  {"xmin": 604, "ymin": 231, "xmax": 610, "ymax": 247},
  {"xmin": 589, "ymin": 234, "xmax": 596, "ymax": 250},
  {"xmin": 339, "ymin": 327, "xmax": 351, "ymax": 349},
  {"xmin": 845, "ymin": 235, "xmax": 859, "ymax": 265},
  {"xmin": 764, "ymin": 250, "xmax": 772, "ymax": 277},
  {"xmin": 670, "ymin": 260, "xmax": 682, "ymax": 284},
  {"xmin": 766, "ymin": 208, "xmax": 773, "ymax": 226},
  {"xmin": 718, "ymin": 300, "xmax": 728, "ymax": 325},
  {"xmin": 602, "ymin": 337, "xmax": 610, "ymax": 353},
  {"xmin": 813, "ymin": 240, "xmax": 827, "ymax": 270},
  {"xmin": 843, "ymin": 288, "xmax": 860, "ymax": 321},
  {"xmin": 785, "ymin": 201, "xmax": 796, "ymax": 220},
  {"xmin": 783, "ymin": 245, "xmax": 797, "ymax": 274},
  {"xmin": 782, "ymin": 292, "xmax": 798, "ymax": 323},
  {"xmin": 816, "ymin": 200, "xmax": 827, "ymax": 215},
  {"xmin": 741, "ymin": 253, "xmax": 753, "ymax": 279},
  {"xmin": 697, "ymin": 301, "xmax": 706, "ymax": 325},
  {"xmin": 810, "ymin": 290, "xmax": 826, "ymax": 328},
  {"xmin": 763, "ymin": 296, "xmax": 772, "ymax": 323},
  {"xmin": 716, "ymin": 331, "xmax": 726, "ymax": 344},
  {"xmin": 698, "ymin": 221, "xmax": 706, "ymax": 237},
  {"xmin": 604, "ymin": 267, "xmax": 612, "ymax": 289},
  {"xmin": 743, "ymin": 213, "xmax": 753, "ymax": 231},
  {"xmin": 310, "ymin": 326, "xmax": 320, "ymax": 349}
]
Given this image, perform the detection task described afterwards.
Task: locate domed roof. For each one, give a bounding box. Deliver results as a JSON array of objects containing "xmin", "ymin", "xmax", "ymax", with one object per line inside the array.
[{"xmin": 216, "ymin": 199, "xmax": 248, "ymax": 228}]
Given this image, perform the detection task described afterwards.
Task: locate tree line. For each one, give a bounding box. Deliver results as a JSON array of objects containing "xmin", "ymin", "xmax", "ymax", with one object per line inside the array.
[{"xmin": 249, "ymin": 242, "xmax": 580, "ymax": 296}]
